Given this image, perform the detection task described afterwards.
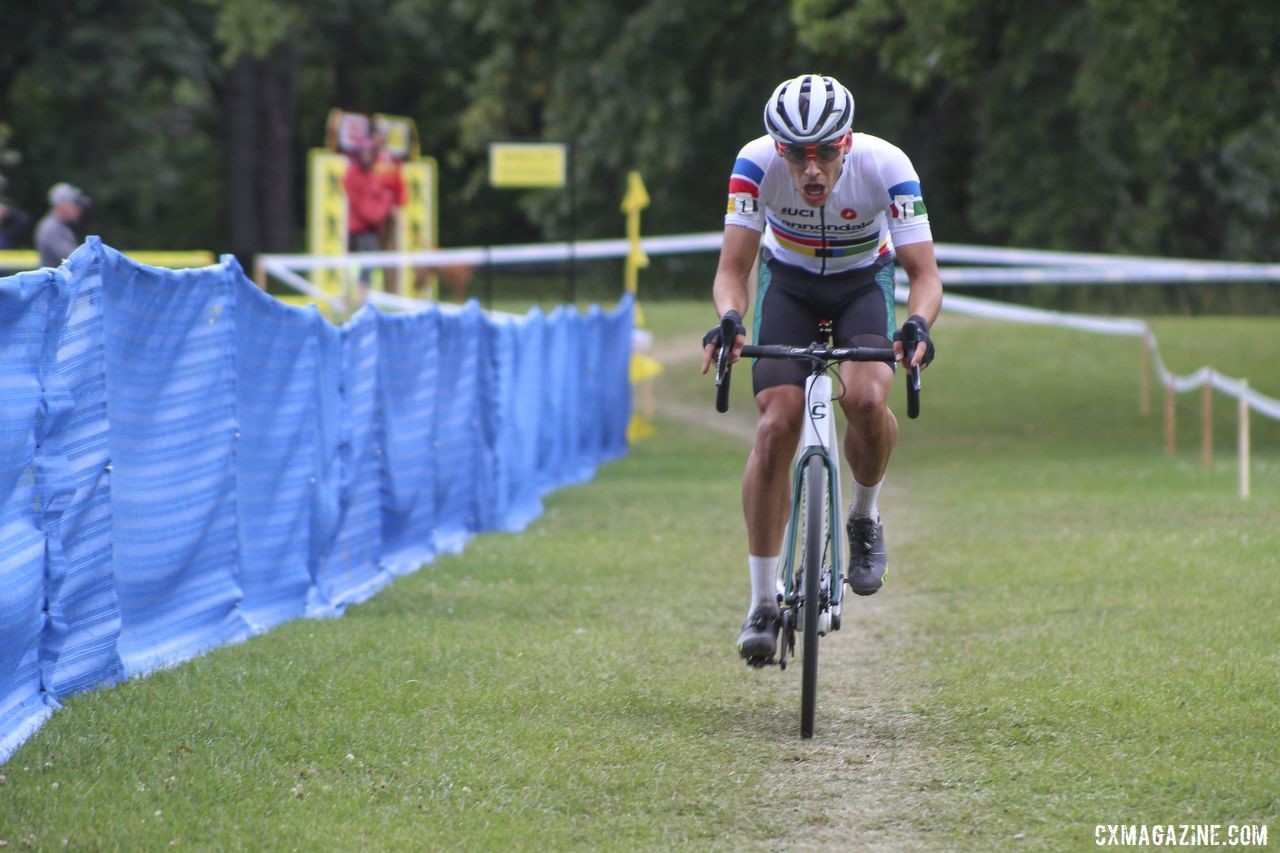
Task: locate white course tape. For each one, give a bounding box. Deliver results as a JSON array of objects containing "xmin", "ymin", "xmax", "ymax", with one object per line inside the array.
[
  {"xmin": 260, "ymin": 261, "xmax": 344, "ymax": 309},
  {"xmin": 895, "ymin": 286, "xmax": 1280, "ymax": 422},
  {"xmin": 261, "ymin": 233, "xmax": 1279, "ymax": 422},
  {"xmin": 1213, "ymin": 374, "xmax": 1280, "ymax": 420},
  {"xmin": 931, "ymin": 265, "xmax": 1280, "ymax": 285},
  {"xmin": 935, "ymin": 242, "xmax": 1280, "ymax": 278},
  {"xmin": 902, "ymin": 287, "xmax": 1148, "ymax": 336},
  {"xmin": 262, "ymin": 232, "xmax": 1280, "ymax": 282}
]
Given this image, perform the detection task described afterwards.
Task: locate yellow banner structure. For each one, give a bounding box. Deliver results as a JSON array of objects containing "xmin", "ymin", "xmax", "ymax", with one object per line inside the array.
[
  {"xmin": 394, "ymin": 159, "xmax": 438, "ymax": 294},
  {"xmin": 307, "ymin": 149, "xmax": 350, "ymax": 305},
  {"xmin": 304, "ymin": 109, "xmax": 438, "ymax": 311}
]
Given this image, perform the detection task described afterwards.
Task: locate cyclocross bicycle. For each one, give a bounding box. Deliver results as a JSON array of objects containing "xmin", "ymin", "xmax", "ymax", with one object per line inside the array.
[{"xmin": 712, "ymin": 316, "xmax": 922, "ymax": 738}]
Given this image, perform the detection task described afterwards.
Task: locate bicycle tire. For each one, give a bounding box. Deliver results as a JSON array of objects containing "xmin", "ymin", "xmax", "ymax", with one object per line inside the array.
[{"xmin": 800, "ymin": 454, "xmax": 825, "ymax": 739}]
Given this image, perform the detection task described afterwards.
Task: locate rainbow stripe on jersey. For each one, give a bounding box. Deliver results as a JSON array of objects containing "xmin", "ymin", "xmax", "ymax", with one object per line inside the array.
[{"xmin": 765, "ymin": 213, "xmax": 888, "ymax": 259}]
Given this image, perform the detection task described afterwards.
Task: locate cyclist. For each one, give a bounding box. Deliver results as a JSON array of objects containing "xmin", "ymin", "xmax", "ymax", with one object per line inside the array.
[{"xmin": 700, "ymin": 73, "xmax": 942, "ymax": 661}]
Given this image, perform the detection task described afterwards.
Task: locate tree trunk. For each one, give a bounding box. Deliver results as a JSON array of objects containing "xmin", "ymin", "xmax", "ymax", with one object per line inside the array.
[
  {"xmin": 222, "ymin": 45, "xmax": 300, "ymax": 267},
  {"xmin": 259, "ymin": 44, "xmax": 299, "ymax": 254},
  {"xmin": 223, "ymin": 57, "xmax": 261, "ymax": 267}
]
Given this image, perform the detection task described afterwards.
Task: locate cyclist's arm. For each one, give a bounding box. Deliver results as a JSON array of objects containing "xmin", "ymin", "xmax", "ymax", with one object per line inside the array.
[
  {"xmin": 895, "ymin": 240, "xmax": 942, "ymax": 327},
  {"xmin": 702, "ymin": 224, "xmax": 761, "ymax": 373},
  {"xmin": 894, "ymin": 239, "xmax": 943, "ymax": 367}
]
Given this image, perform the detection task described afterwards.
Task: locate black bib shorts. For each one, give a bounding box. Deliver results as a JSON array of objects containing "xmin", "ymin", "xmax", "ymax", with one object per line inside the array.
[{"xmin": 751, "ymin": 252, "xmax": 898, "ymax": 395}]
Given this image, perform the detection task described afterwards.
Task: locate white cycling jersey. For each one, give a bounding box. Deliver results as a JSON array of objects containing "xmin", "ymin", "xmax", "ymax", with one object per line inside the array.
[{"xmin": 724, "ymin": 133, "xmax": 932, "ymax": 275}]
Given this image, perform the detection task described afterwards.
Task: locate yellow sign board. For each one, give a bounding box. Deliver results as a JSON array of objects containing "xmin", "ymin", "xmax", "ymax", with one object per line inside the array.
[{"xmin": 488, "ymin": 142, "xmax": 567, "ymax": 188}]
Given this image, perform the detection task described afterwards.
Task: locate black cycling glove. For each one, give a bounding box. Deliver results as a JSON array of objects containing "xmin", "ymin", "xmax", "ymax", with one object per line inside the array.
[
  {"xmin": 893, "ymin": 314, "xmax": 936, "ymax": 366},
  {"xmin": 703, "ymin": 309, "xmax": 746, "ymax": 350}
]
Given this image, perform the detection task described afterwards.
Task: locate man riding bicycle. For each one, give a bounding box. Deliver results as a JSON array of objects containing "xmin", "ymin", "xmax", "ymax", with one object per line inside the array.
[{"xmin": 700, "ymin": 73, "xmax": 943, "ymax": 662}]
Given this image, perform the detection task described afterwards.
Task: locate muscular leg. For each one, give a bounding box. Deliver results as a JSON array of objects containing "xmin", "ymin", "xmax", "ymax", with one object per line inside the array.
[
  {"xmin": 838, "ymin": 360, "xmax": 895, "ymax": 594},
  {"xmin": 838, "ymin": 361, "xmax": 897, "ymax": 486},
  {"xmin": 735, "ymin": 385, "xmax": 804, "ymax": 658},
  {"xmin": 743, "ymin": 385, "xmax": 804, "ymax": 556}
]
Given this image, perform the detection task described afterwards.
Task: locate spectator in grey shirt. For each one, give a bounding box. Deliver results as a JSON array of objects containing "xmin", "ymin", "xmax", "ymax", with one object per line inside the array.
[{"xmin": 35, "ymin": 182, "xmax": 90, "ymax": 267}]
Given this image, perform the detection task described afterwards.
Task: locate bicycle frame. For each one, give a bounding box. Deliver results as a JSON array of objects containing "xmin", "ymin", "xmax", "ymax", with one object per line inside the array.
[{"xmin": 778, "ymin": 371, "xmax": 844, "ymax": 624}]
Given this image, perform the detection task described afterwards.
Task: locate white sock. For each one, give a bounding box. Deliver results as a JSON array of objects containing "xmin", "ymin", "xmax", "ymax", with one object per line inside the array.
[
  {"xmin": 748, "ymin": 554, "xmax": 779, "ymax": 611},
  {"xmin": 849, "ymin": 478, "xmax": 883, "ymax": 521}
]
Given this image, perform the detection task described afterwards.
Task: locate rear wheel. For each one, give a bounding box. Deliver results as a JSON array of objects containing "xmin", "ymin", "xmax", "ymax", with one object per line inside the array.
[{"xmin": 799, "ymin": 455, "xmax": 825, "ymax": 739}]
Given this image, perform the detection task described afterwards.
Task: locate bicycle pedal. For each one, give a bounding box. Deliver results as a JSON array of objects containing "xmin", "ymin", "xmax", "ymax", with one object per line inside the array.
[{"xmin": 745, "ymin": 655, "xmax": 776, "ymax": 669}]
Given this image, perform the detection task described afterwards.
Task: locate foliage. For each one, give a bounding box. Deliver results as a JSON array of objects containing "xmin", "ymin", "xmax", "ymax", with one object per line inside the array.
[
  {"xmin": 203, "ymin": 0, "xmax": 305, "ymax": 65},
  {"xmin": 451, "ymin": 1, "xmax": 802, "ymax": 240},
  {"xmin": 2, "ymin": 0, "xmax": 222, "ymax": 249},
  {"xmin": 792, "ymin": 0, "xmax": 1280, "ymax": 260},
  {"xmin": 0, "ymin": 0, "xmax": 1274, "ymax": 264}
]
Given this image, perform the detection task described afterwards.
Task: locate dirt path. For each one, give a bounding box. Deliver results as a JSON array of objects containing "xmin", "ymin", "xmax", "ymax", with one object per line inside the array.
[{"xmin": 646, "ymin": 339, "xmax": 939, "ymax": 850}]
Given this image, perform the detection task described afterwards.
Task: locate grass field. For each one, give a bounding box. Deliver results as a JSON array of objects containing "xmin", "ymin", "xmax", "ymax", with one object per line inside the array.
[{"xmin": 2, "ymin": 301, "xmax": 1277, "ymax": 850}]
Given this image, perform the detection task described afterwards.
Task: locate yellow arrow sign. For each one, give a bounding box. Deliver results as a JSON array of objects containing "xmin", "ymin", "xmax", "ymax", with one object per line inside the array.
[
  {"xmin": 621, "ymin": 171, "xmax": 650, "ymax": 326},
  {"xmin": 621, "ymin": 170, "xmax": 650, "ymax": 213}
]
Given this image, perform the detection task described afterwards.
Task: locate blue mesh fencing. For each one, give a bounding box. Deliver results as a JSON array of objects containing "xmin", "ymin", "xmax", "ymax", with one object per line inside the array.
[
  {"xmin": 0, "ymin": 237, "xmax": 633, "ymax": 763},
  {"xmin": 0, "ymin": 267, "xmax": 64, "ymax": 760},
  {"xmin": 102, "ymin": 246, "xmax": 251, "ymax": 675},
  {"xmin": 43, "ymin": 251, "xmax": 124, "ymax": 701},
  {"xmin": 377, "ymin": 308, "xmax": 441, "ymax": 575},
  {"xmin": 233, "ymin": 282, "xmax": 324, "ymax": 632}
]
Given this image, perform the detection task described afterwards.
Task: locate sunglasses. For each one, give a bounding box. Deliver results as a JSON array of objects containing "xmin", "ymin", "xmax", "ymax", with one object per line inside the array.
[{"xmin": 775, "ymin": 135, "xmax": 848, "ymax": 165}]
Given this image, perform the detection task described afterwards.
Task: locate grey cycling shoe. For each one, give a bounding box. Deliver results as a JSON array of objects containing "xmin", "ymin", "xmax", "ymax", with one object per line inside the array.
[
  {"xmin": 847, "ymin": 515, "xmax": 888, "ymax": 596},
  {"xmin": 737, "ymin": 601, "xmax": 781, "ymax": 661}
]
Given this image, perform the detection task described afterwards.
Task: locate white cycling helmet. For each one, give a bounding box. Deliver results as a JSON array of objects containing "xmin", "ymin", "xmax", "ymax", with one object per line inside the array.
[{"xmin": 763, "ymin": 74, "xmax": 855, "ymax": 145}]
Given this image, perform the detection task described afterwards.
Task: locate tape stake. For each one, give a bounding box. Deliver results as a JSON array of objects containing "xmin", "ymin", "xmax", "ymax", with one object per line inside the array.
[
  {"xmin": 1139, "ymin": 331, "xmax": 1152, "ymax": 416},
  {"xmin": 1239, "ymin": 380, "xmax": 1250, "ymax": 500},
  {"xmin": 1201, "ymin": 377, "xmax": 1213, "ymax": 469}
]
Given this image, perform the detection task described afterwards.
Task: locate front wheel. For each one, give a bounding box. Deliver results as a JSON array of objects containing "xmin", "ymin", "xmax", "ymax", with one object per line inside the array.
[{"xmin": 799, "ymin": 455, "xmax": 825, "ymax": 739}]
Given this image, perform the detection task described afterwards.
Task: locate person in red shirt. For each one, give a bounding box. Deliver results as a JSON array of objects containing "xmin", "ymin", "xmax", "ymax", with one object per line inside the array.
[
  {"xmin": 343, "ymin": 136, "xmax": 396, "ymax": 295},
  {"xmin": 372, "ymin": 133, "xmax": 407, "ymax": 292}
]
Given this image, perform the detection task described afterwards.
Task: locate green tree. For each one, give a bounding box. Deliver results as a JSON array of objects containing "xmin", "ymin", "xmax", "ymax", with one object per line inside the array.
[
  {"xmin": 451, "ymin": 0, "xmax": 809, "ymax": 240},
  {"xmin": 4, "ymin": 0, "xmax": 1271, "ymax": 268},
  {"xmin": 792, "ymin": 0, "xmax": 1280, "ymax": 260},
  {"xmin": 1072, "ymin": 0, "xmax": 1280, "ymax": 259},
  {"xmin": 2, "ymin": 0, "xmax": 223, "ymax": 251}
]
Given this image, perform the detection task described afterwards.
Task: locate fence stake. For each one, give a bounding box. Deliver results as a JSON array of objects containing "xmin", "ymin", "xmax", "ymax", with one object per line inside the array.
[
  {"xmin": 1239, "ymin": 380, "xmax": 1250, "ymax": 499},
  {"xmin": 1139, "ymin": 331, "xmax": 1151, "ymax": 416},
  {"xmin": 1164, "ymin": 383, "xmax": 1175, "ymax": 456},
  {"xmin": 1201, "ymin": 374, "xmax": 1213, "ymax": 469}
]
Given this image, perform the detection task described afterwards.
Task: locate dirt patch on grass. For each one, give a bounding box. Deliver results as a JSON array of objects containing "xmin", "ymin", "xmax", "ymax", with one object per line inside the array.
[
  {"xmin": 755, "ymin": 581, "xmax": 944, "ymax": 850},
  {"xmin": 648, "ymin": 344, "xmax": 943, "ymax": 849}
]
